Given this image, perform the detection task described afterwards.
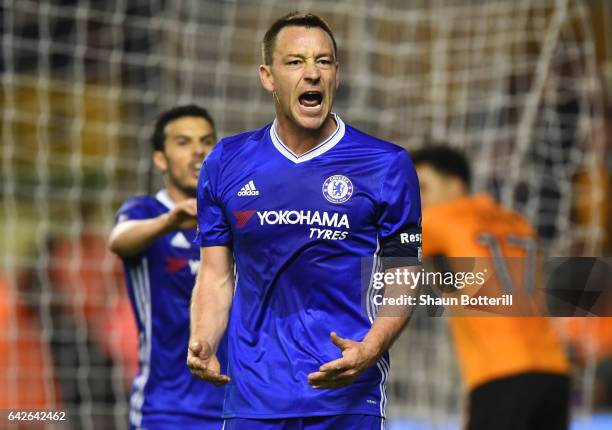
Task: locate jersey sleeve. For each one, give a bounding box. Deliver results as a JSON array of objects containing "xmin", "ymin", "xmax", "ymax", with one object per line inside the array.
[
  {"xmin": 195, "ymin": 144, "xmax": 232, "ymax": 247},
  {"xmin": 377, "ymin": 149, "xmax": 422, "ymax": 266},
  {"xmin": 114, "ymin": 196, "xmax": 152, "ymax": 225}
]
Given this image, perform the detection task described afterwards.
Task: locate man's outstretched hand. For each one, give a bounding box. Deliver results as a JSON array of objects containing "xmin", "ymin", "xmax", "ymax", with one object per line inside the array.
[
  {"xmin": 307, "ymin": 332, "xmax": 381, "ymax": 389},
  {"xmin": 187, "ymin": 340, "xmax": 230, "ymax": 386},
  {"xmin": 165, "ymin": 199, "xmax": 198, "ymax": 231}
]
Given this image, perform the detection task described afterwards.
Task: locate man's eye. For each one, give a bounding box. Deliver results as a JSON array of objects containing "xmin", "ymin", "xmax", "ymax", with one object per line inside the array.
[{"xmin": 287, "ymin": 60, "xmax": 301, "ymax": 65}]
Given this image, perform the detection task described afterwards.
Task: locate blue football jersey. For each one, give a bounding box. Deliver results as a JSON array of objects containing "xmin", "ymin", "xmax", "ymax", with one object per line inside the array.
[
  {"xmin": 196, "ymin": 114, "xmax": 421, "ymax": 419},
  {"xmin": 116, "ymin": 190, "xmax": 227, "ymax": 429}
]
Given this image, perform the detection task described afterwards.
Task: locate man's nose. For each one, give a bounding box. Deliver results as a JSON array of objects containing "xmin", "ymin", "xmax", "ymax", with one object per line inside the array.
[
  {"xmin": 303, "ymin": 60, "xmax": 321, "ymax": 82},
  {"xmin": 194, "ymin": 142, "xmax": 207, "ymax": 157}
]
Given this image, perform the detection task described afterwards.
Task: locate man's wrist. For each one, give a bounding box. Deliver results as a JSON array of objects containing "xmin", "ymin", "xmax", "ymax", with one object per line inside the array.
[
  {"xmin": 197, "ymin": 338, "xmax": 219, "ymax": 356},
  {"xmin": 160, "ymin": 212, "xmax": 175, "ymax": 233},
  {"xmin": 361, "ymin": 335, "xmax": 386, "ymax": 363},
  {"xmin": 189, "ymin": 330, "xmax": 219, "ymax": 351}
]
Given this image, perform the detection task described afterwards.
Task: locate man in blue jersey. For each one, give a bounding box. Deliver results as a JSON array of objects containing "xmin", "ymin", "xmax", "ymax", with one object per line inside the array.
[
  {"xmin": 187, "ymin": 12, "xmax": 421, "ymax": 430},
  {"xmin": 109, "ymin": 105, "xmax": 226, "ymax": 430}
]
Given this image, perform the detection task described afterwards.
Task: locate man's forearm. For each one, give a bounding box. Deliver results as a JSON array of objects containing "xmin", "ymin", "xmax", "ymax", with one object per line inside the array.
[
  {"xmin": 108, "ymin": 216, "xmax": 172, "ymax": 257},
  {"xmin": 362, "ymin": 311, "xmax": 410, "ymax": 360},
  {"xmin": 362, "ymin": 265, "xmax": 420, "ymax": 358},
  {"xmin": 189, "ymin": 265, "xmax": 234, "ymax": 353}
]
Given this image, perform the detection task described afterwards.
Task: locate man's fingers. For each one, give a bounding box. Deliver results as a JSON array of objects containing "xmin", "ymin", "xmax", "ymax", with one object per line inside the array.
[
  {"xmin": 189, "ymin": 341, "xmax": 202, "ymax": 354},
  {"xmin": 187, "ymin": 355, "xmax": 205, "ymax": 370},
  {"xmin": 191, "ymin": 369, "xmax": 230, "ymax": 386},
  {"xmin": 174, "ymin": 199, "xmax": 198, "ymax": 218},
  {"xmin": 188, "ymin": 341, "xmax": 212, "ymax": 360},
  {"xmin": 307, "ymin": 370, "xmax": 327, "ymax": 384},
  {"xmin": 319, "ymin": 356, "xmax": 348, "ymax": 373},
  {"xmin": 186, "ymin": 355, "xmax": 213, "ymax": 373},
  {"xmin": 182, "ymin": 199, "xmax": 198, "ymax": 215},
  {"xmin": 184, "ymin": 204, "xmax": 197, "ymax": 216},
  {"xmin": 187, "ymin": 357, "xmax": 230, "ymax": 386},
  {"xmin": 330, "ymin": 331, "xmax": 351, "ymax": 350},
  {"xmin": 308, "ymin": 369, "xmax": 356, "ymax": 384},
  {"xmin": 307, "ymin": 370, "xmax": 356, "ymax": 389}
]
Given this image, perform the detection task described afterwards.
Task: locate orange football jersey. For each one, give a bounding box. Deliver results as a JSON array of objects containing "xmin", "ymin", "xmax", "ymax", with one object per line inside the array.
[{"xmin": 422, "ymin": 194, "xmax": 569, "ymax": 389}]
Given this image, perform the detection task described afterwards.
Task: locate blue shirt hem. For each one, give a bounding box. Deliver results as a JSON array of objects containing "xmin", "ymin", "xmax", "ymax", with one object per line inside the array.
[{"xmin": 222, "ymin": 408, "xmax": 384, "ymax": 419}]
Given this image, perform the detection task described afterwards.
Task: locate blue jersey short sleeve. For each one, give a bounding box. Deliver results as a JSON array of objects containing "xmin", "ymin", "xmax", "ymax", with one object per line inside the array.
[
  {"xmin": 377, "ymin": 150, "xmax": 422, "ymax": 264},
  {"xmin": 196, "ymin": 143, "xmax": 232, "ymax": 247},
  {"xmin": 115, "ymin": 195, "xmax": 153, "ymax": 224}
]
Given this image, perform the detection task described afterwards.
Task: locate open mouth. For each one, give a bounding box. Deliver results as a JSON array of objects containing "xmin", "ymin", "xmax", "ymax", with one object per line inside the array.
[
  {"xmin": 190, "ymin": 161, "xmax": 202, "ymax": 174},
  {"xmin": 298, "ymin": 91, "xmax": 323, "ymax": 108}
]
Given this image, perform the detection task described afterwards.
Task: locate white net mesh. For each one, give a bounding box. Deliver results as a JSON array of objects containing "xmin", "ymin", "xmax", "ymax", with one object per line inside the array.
[{"xmin": 0, "ymin": 0, "xmax": 607, "ymax": 429}]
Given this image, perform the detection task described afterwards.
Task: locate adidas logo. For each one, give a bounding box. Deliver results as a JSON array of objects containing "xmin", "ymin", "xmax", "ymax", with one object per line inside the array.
[{"xmin": 237, "ymin": 180, "xmax": 260, "ymax": 196}]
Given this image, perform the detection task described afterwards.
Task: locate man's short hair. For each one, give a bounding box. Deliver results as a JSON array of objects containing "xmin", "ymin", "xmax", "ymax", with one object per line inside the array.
[
  {"xmin": 411, "ymin": 145, "xmax": 472, "ymax": 188},
  {"xmin": 262, "ymin": 12, "xmax": 337, "ymax": 65},
  {"xmin": 151, "ymin": 104, "xmax": 215, "ymax": 152}
]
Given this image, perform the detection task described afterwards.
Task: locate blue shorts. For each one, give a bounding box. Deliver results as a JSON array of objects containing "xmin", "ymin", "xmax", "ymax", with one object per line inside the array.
[
  {"xmin": 223, "ymin": 415, "xmax": 384, "ymax": 430},
  {"xmin": 131, "ymin": 414, "xmax": 224, "ymax": 430}
]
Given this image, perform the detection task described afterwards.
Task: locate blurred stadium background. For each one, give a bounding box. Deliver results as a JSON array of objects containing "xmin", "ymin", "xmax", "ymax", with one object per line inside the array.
[{"xmin": 0, "ymin": 0, "xmax": 610, "ymax": 429}]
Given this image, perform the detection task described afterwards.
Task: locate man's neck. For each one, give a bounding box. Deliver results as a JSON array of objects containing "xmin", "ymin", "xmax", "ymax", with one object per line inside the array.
[
  {"xmin": 274, "ymin": 112, "xmax": 337, "ymax": 157},
  {"xmin": 165, "ymin": 184, "xmax": 193, "ymax": 203}
]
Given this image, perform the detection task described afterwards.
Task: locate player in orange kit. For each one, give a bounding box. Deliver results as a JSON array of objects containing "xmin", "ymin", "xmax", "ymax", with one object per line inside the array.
[{"xmin": 412, "ymin": 146, "xmax": 570, "ymax": 430}]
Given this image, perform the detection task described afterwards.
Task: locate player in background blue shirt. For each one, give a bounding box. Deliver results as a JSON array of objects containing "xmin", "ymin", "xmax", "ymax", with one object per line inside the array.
[
  {"xmin": 188, "ymin": 13, "xmax": 422, "ymax": 430},
  {"xmin": 109, "ymin": 105, "xmax": 226, "ymax": 430}
]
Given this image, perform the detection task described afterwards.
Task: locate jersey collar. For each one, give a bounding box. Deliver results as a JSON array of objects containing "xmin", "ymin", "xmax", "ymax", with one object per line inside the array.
[
  {"xmin": 155, "ymin": 189, "xmax": 175, "ymax": 210},
  {"xmin": 269, "ymin": 113, "xmax": 345, "ymax": 164}
]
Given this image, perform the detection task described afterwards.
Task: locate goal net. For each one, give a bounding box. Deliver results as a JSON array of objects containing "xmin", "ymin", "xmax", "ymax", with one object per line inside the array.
[{"xmin": 0, "ymin": 0, "xmax": 607, "ymax": 428}]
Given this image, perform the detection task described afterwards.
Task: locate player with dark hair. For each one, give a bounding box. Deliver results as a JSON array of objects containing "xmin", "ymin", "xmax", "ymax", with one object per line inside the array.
[
  {"xmin": 109, "ymin": 105, "xmax": 226, "ymax": 429},
  {"xmin": 187, "ymin": 11, "xmax": 421, "ymax": 430},
  {"xmin": 150, "ymin": 105, "xmax": 216, "ymax": 152},
  {"xmin": 413, "ymin": 145, "xmax": 570, "ymax": 430}
]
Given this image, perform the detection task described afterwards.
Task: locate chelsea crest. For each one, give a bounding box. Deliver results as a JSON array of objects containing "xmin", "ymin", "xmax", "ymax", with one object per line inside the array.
[{"xmin": 322, "ymin": 175, "xmax": 354, "ymax": 204}]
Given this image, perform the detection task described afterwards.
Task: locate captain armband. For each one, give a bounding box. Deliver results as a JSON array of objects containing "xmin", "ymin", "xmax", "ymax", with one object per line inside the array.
[{"xmin": 381, "ymin": 226, "xmax": 422, "ymax": 269}]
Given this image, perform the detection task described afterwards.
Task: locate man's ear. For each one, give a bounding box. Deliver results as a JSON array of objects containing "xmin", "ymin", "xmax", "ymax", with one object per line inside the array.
[
  {"xmin": 449, "ymin": 176, "xmax": 468, "ymax": 198},
  {"xmin": 153, "ymin": 150, "xmax": 168, "ymax": 173},
  {"xmin": 259, "ymin": 64, "xmax": 274, "ymax": 93}
]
